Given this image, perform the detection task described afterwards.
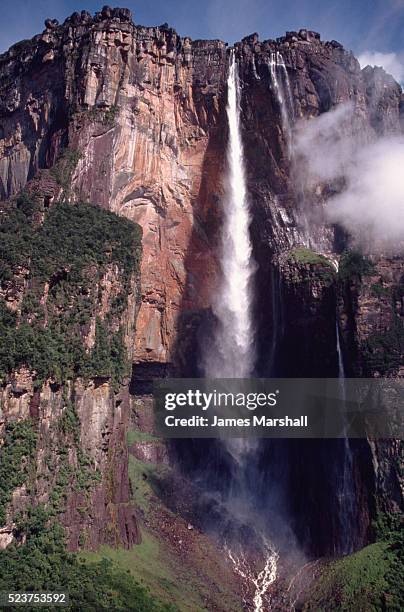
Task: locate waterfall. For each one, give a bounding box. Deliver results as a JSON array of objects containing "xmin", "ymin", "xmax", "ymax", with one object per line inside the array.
[
  {"xmin": 203, "ymin": 50, "xmax": 278, "ymax": 610},
  {"xmin": 266, "ymin": 51, "xmax": 293, "ymax": 373},
  {"xmin": 268, "ymin": 51, "xmax": 294, "ymax": 154},
  {"xmin": 273, "ymin": 51, "xmax": 294, "ymax": 123},
  {"xmin": 268, "ymin": 265, "xmax": 284, "ymax": 376},
  {"xmin": 336, "ymin": 316, "xmax": 356, "ymax": 555},
  {"xmin": 204, "ymin": 50, "xmax": 255, "ymax": 379},
  {"xmin": 336, "ymin": 318, "xmax": 346, "ymax": 380},
  {"xmin": 267, "ymin": 50, "xmax": 318, "ymax": 250}
]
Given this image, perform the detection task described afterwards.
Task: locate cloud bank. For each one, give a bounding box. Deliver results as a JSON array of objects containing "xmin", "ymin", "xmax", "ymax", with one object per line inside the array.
[{"xmin": 294, "ymin": 104, "xmax": 404, "ymax": 252}]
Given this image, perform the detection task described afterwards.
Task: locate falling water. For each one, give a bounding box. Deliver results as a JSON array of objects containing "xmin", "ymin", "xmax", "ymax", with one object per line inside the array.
[
  {"xmin": 266, "ymin": 51, "xmax": 293, "ymax": 374},
  {"xmin": 203, "ymin": 49, "xmax": 278, "ymax": 609},
  {"xmin": 336, "ymin": 317, "xmax": 356, "ymax": 554},
  {"xmin": 268, "ymin": 51, "xmax": 294, "ymax": 154},
  {"xmin": 268, "ymin": 265, "xmax": 285, "ymax": 376},
  {"xmin": 267, "ymin": 50, "xmax": 319, "ymax": 252},
  {"xmin": 204, "ymin": 50, "xmax": 255, "ymax": 379},
  {"xmin": 336, "ymin": 319, "xmax": 346, "ymax": 381},
  {"xmin": 226, "ymin": 540, "xmax": 279, "ymax": 612},
  {"xmin": 276, "ymin": 53, "xmax": 294, "ymax": 122}
]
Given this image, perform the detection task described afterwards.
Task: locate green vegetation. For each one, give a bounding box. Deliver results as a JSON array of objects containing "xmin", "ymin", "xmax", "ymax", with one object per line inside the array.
[
  {"xmin": 126, "ymin": 429, "xmax": 159, "ymax": 445},
  {"xmin": 84, "ymin": 105, "xmax": 119, "ymax": 127},
  {"xmin": 337, "ymin": 251, "xmax": 402, "ymax": 375},
  {"xmin": 50, "ymin": 149, "xmax": 82, "ymax": 194},
  {"xmin": 362, "ymin": 317, "xmax": 404, "ymax": 375},
  {"xmin": 0, "ymin": 420, "xmax": 37, "ymax": 525},
  {"xmin": 372, "ymin": 510, "xmax": 403, "ymax": 541},
  {"xmin": 287, "ymin": 247, "xmax": 335, "ymax": 284},
  {"xmin": 0, "ymin": 400, "xmax": 100, "ymax": 526},
  {"xmin": 128, "ymin": 456, "xmax": 166, "ymax": 513},
  {"xmin": 0, "ymin": 507, "xmax": 175, "ymax": 611},
  {"xmin": 288, "ymin": 247, "xmax": 334, "ymax": 267},
  {"xmin": 0, "ymin": 412, "xmax": 170, "ymax": 610},
  {"xmin": 82, "ymin": 534, "xmax": 186, "ymax": 609},
  {"xmin": 0, "ymin": 193, "xmax": 36, "ymax": 279},
  {"xmin": 84, "ymin": 320, "xmax": 128, "ymax": 385},
  {"xmin": 0, "ymin": 196, "xmax": 141, "ymax": 386},
  {"xmin": 82, "ymin": 522, "xmax": 243, "ymax": 612},
  {"xmin": 47, "ymin": 401, "xmax": 102, "ymax": 516},
  {"xmin": 338, "ymin": 250, "xmax": 375, "ymax": 281},
  {"xmin": 304, "ymin": 541, "xmax": 401, "ymax": 611},
  {"xmin": 304, "ymin": 514, "xmax": 403, "ymax": 611},
  {"xmin": 370, "ymin": 282, "xmax": 390, "ymax": 298},
  {"xmin": 103, "ymin": 105, "xmax": 119, "ymax": 126},
  {"xmin": 123, "ymin": 456, "xmax": 242, "ymax": 611},
  {"xmin": 362, "ymin": 276, "xmax": 404, "ymax": 375},
  {"xmin": 82, "ymin": 533, "xmax": 223, "ymax": 612},
  {"xmin": 30, "ymin": 197, "xmax": 140, "ymax": 285}
]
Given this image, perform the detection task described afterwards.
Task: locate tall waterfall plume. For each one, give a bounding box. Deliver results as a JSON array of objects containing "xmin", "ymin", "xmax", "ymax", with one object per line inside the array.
[
  {"xmin": 204, "ymin": 50, "xmax": 255, "ymax": 379},
  {"xmin": 268, "ymin": 51, "xmax": 294, "ymax": 154},
  {"xmin": 203, "ymin": 50, "xmax": 278, "ymax": 611},
  {"xmin": 336, "ymin": 317, "xmax": 357, "ymax": 554}
]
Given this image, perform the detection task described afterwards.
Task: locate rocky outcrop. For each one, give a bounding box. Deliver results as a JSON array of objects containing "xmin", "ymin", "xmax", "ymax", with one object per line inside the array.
[
  {"xmin": 338, "ymin": 254, "xmax": 404, "ymax": 517},
  {"xmin": 275, "ymin": 248, "xmax": 337, "ymax": 376},
  {"xmin": 0, "ymin": 378, "xmax": 139, "ymax": 551}
]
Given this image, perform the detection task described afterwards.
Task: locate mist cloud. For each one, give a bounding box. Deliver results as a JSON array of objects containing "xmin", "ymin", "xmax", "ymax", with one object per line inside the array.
[
  {"xmin": 358, "ymin": 51, "xmax": 404, "ymax": 85},
  {"xmin": 294, "ymin": 104, "xmax": 404, "ymax": 252}
]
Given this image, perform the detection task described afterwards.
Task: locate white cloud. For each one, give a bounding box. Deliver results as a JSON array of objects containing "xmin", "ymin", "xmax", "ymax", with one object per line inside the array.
[
  {"xmin": 328, "ymin": 136, "xmax": 404, "ymax": 249},
  {"xmin": 358, "ymin": 51, "xmax": 404, "ymax": 84},
  {"xmin": 294, "ymin": 103, "xmax": 357, "ymax": 182},
  {"xmin": 294, "ymin": 104, "xmax": 404, "ymax": 252}
]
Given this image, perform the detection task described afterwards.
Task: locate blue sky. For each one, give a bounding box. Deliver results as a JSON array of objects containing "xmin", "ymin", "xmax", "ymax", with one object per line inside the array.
[{"xmin": 1, "ymin": 0, "xmax": 404, "ymax": 79}]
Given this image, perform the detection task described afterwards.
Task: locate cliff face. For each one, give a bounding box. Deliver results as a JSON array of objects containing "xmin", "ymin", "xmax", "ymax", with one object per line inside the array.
[
  {"xmin": 0, "ymin": 8, "xmax": 228, "ymax": 368},
  {"xmin": 1, "ymin": 14, "xmax": 402, "ymax": 367},
  {"xmin": 0, "ymin": 193, "xmax": 142, "ymax": 550},
  {"xmin": 0, "ymin": 7, "xmax": 403, "ymax": 561}
]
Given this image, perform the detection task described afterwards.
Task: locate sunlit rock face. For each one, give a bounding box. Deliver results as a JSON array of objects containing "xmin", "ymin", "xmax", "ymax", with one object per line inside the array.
[
  {"xmin": 0, "ymin": 17, "xmax": 402, "ymax": 368},
  {"xmin": 0, "ymin": 11, "xmax": 403, "ymax": 557},
  {"xmin": 0, "ymin": 11, "xmax": 228, "ymax": 366}
]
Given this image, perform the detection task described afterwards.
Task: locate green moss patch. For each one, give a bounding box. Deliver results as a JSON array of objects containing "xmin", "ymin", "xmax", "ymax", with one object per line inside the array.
[
  {"xmin": 126, "ymin": 429, "xmax": 160, "ymax": 445},
  {"xmin": 370, "ymin": 282, "xmax": 390, "ymax": 298},
  {"xmin": 288, "ymin": 247, "xmax": 334, "ymax": 267},
  {"xmin": 286, "ymin": 247, "xmax": 335, "ymax": 285},
  {"xmin": 50, "ymin": 149, "xmax": 82, "ymax": 193},
  {"xmin": 128, "ymin": 456, "xmax": 168, "ymax": 513}
]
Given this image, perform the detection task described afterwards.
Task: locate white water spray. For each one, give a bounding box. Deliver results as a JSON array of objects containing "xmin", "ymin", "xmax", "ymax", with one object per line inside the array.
[
  {"xmin": 276, "ymin": 53, "xmax": 294, "ymax": 122},
  {"xmin": 268, "ymin": 51, "xmax": 294, "ymax": 154},
  {"xmin": 226, "ymin": 540, "xmax": 279, "ymax": 612},
  {"xmin": 203, "ymin": 50, "xmax": 278, "ymax": 608},
  {"xmin": 204, "ymin": 50, "xmax": 255, "ymax": 379}
]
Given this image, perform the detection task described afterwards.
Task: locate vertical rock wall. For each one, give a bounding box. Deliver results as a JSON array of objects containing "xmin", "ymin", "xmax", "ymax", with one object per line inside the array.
[{"xmin": 0, "ymin": 10, "xmax": 402, "ymax": 556}]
